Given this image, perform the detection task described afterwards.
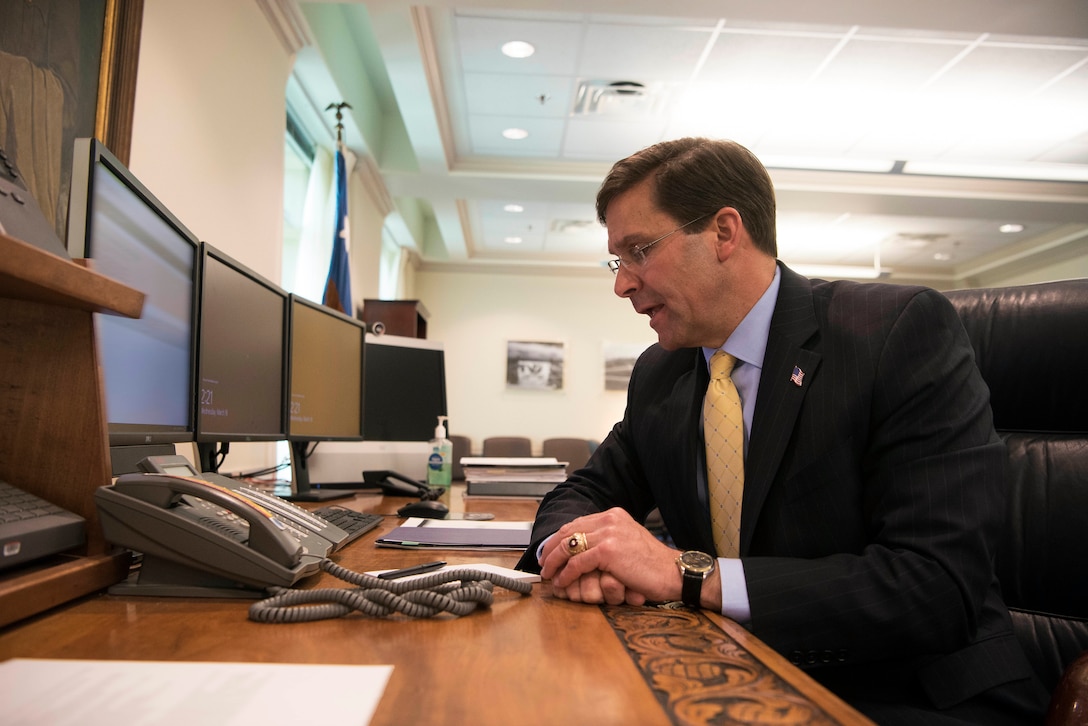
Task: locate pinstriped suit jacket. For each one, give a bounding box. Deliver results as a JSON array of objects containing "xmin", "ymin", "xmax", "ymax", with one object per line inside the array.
[{"xmin": 519, "ymin": 262, "xmax": 1038, "ymax": 711}]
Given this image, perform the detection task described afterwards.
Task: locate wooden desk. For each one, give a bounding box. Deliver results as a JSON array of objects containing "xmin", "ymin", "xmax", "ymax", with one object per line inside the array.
[{"xmin": 0, "ymin": 486, "xmax": 871, "ymax": 725}]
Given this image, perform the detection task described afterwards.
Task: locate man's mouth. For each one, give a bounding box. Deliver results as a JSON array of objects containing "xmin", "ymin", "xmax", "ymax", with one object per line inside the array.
[{"xmin": 637, "ymin": 304, "xmax": 662, "ymax": 320}]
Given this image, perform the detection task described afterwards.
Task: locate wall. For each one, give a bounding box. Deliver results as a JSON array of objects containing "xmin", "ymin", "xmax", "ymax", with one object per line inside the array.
[
  {"xmin": 416, "ymin": 252, "xmax": 1088, "ymax": 454},
  {"xmin": 979, "ymin": 254, "xmax": 1088, "ymax": 288},
  {"xmin": 416, "ymin": 269, "xmax": 657, "ymax": 454},
  {"xmin": 129, "ymin": 0, "xmax": 291, "ymax": 474}
]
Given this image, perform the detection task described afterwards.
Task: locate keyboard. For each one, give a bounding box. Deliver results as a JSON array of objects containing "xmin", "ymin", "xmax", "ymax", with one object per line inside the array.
[
  {"xmin": 312, "ymin": 506, "xmax": 384, "ymax": 548},
  {"xmin": 0, "ymin": 480, "xmax": 86, "ymax": 571}
]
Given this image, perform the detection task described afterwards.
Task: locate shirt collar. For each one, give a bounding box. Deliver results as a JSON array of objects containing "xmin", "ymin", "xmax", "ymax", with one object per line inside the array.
[{"xmin": 702, "ymin": 265, "xmax": 781, "ymax": 371}]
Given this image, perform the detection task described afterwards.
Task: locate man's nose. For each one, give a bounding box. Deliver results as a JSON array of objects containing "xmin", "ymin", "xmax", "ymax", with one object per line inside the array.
[{"xmin": 614, "ymin": 264, "xmax": 639, "ymax": 298}]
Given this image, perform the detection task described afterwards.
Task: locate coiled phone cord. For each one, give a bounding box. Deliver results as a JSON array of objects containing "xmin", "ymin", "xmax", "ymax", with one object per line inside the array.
[{"xmin": 248, "ymin": 559, "xmax": 532, "ymax": 622}]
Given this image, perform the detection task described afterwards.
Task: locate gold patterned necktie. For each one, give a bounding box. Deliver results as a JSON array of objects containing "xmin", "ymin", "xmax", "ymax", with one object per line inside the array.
[{"xmin": 704, "ymin": 351, "xmax": 744, "ymax": 558}]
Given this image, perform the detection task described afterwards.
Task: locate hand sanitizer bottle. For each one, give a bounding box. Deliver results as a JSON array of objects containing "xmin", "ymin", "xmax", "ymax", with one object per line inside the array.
[{"xmin": 427, "ymin": 415, "xmax": 453, "ymax": 488}]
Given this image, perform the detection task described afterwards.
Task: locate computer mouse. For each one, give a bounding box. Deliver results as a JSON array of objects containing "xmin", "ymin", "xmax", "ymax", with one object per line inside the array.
[{"xmin": 396, "ymin": 499, "xmax": 449, "ymax": 518}]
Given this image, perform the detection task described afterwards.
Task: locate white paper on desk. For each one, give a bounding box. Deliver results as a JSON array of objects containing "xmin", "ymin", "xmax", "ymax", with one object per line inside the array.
[
  {"xmin": 0, "ymin": 658, "xmax": 393, "ymax": 726},
  {"xmin": 367, "ymin": 562, "xmax": 541, "ymax": 584},
  {"xmin": 375, "ymin": 517, "xmax": 533, "ymax": 550},
  {"xmin": 460, "ymin": 456, "xmax": 560, "ymax": 466},
  {"xmin": 402, "ymin": 517, "xmax": 533, "ymax": 529}
]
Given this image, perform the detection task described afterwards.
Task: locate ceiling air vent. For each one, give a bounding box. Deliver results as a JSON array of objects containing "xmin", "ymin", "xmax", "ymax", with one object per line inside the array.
[{"xmin": 573, "ymin": 80, "xmax": 665, "ymax": 116}]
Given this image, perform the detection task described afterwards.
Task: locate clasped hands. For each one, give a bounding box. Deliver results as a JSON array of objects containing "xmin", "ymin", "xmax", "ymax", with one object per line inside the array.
[{"xmin": 539, "ymin": 507, "xmax": 696, "ymax": 606}]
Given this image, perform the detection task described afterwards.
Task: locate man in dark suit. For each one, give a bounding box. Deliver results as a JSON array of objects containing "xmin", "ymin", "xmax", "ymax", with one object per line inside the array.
[{"xmin": 516, "ymin": 138, "xmax": 1048, "ymax": 723}]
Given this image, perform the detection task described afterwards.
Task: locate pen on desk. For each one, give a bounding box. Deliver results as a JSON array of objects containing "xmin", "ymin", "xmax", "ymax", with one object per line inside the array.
[{"xmin": 377, "ymin": 560, "xmax": 447, "ymax": 580}]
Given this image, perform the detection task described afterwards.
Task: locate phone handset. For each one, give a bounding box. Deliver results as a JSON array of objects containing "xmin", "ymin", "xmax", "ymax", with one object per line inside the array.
[
  {"xmin": 135, "ymin": 455, "xmax": 346, "ymax": 554},
  {"xmin": 364, "ymin": 469, "xmax": 439, "ymax": 498},
  {"xmin": 110, "ymin": 473, "xmax": 303, "ymax": 567}
]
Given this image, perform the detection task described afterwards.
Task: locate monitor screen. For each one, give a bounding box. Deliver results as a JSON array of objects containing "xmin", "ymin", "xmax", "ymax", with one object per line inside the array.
[
  {"xmin": 363, "ymin": 335, "xmax": 447, "ymax": 442},
  {"xmin": 66, "ymin": 138, "xmax": 199, "ymax": 448},
  {"xmin": 287, "ymin": 295, "xmax": 365, "ymax": 441},
  {"xmin": 195, "ymin": 244, "xmax": 288, "ymax": 443}
]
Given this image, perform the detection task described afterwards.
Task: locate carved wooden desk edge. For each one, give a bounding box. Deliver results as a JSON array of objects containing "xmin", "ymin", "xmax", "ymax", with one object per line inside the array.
[{"xmin": 602, "ymin": 604, "xmax": 874, "ymax": 725}]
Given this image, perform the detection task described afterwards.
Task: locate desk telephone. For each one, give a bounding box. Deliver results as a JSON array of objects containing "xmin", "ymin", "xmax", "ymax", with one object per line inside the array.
[
  {"xmin": 96, "ymin": 461, "xmax": 531, "ymax": 618},
  {"xmin": 0, "ymin": 143, "xmax": 70, "ymax": 258},
  {"xmin": 95, "ymin": 463, "xmax": 353, "ymax": 597}
]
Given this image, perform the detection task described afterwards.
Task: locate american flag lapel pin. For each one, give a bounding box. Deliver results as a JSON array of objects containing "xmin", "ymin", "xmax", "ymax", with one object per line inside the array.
[{"xmin": 790, "ymin": 365, "xmax": 805, "ymax": 387}]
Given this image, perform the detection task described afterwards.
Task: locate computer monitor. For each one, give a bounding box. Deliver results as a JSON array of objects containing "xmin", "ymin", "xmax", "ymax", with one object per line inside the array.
[
  {"xmin": 285, "ymin": 294, "xmax": 366, "ymax": 501},
  {"xmin": 363, "ymin": 334, "xmax": 447, "ymax": 442},
  {"xmin": 194, "ymin": 243, "xmax": 289, "ymax": 472},
  {"xmin": 66, "ymin": 138, "xmax": 200, "ymax": 475}
]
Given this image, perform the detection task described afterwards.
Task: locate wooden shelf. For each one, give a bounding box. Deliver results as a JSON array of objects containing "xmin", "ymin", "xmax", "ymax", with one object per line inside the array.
[
  {"xmin": 0, "ymin": 232, "xmax": 145, "ymax": 627},
  {"xmin": 0, "ymin": 233, "xmax": 143, "ymax": 317}
]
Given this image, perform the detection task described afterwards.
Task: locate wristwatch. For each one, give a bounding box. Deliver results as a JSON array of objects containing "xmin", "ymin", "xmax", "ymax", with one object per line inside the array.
[{"xmin": 676, "ymin": 550, "xmax": 715, "ymax": 608}]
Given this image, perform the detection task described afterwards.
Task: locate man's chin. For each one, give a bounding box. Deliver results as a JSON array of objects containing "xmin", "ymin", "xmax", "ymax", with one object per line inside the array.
[
  {"xmin": 650, "ymin": 314, "xmax": 693, "ymax": 350},
  {"xmin": 652, "ymin": 329, "xmax": 684, "ymax": 351}
]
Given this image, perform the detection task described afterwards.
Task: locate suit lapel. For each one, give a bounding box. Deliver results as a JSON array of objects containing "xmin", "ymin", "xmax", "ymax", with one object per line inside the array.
[{"xmin": 742, "ymin": 264, "xmax": 821, "ymax": 553}]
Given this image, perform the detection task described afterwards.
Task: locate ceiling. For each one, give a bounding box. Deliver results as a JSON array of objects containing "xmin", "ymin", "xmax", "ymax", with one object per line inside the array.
[{"xmin": 290, "ymin": 0, "xmax": 1088, "ymax": 285}]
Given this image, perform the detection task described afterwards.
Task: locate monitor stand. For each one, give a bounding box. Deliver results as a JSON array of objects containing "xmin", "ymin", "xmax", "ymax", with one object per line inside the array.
[{"xmin": 279, "ymin": 441, "xmax": 354, "ymax": 502}]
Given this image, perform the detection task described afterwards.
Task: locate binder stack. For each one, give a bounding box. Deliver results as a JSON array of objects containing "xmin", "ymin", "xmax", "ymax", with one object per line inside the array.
[{"xmin": 461, "ymin": 457, "xmax": 568, "ymax": 498}]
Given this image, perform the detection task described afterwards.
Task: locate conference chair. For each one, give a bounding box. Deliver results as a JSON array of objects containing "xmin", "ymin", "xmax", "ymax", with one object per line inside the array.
[
  {"xmin": 541, "ymin": 437, "xmax": 595, "ymax": 474},
  {"xmin": 943, "ymin": 278, "xmax": 1088, "ymax": 724},
  {"xmin": 449, "ymin": 434, "xmax": 472, "ymax": 481},
  {"xmin": 481, "ymin": 436, "xmax": 532, "ymax": 457}
]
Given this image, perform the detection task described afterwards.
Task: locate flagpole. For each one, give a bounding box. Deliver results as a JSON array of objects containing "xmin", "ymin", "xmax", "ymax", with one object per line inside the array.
[{"xmin": 323, "ymin": 102, "xmax": 353, "ymax": 315}]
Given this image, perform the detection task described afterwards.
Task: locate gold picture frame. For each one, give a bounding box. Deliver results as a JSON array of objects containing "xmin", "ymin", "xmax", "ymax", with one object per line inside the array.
[{"xmin": 96, "ymin": 0, "xmax": 144, "ymax": 166}]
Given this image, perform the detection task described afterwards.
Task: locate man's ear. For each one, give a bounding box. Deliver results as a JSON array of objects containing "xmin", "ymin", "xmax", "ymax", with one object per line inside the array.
[{"xmin": 713, "ymin": 207, "xmax": 743, "ymax": 262}]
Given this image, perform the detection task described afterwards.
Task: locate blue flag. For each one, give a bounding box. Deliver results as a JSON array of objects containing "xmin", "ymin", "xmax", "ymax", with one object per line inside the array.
[{"xmin": 323, "ymin": 147, "xmax": 352, "ymax": 314}]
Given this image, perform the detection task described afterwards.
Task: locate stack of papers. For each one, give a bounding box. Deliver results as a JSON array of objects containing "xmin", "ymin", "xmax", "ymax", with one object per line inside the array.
[
  {"xmin": 375, "ymin": 517, "xmax": 533, "ymax": 550},
  {"xmin": 0, "ymin": 659, "xmax": 391, "ymax": 725},
  {"xmin": 461, "ymin": 457, "xmax": 568, "ymax": 498}
]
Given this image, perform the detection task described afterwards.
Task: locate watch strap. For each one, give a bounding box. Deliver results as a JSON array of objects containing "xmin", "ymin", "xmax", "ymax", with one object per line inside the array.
[{"xmin": 681, "ymin": 568, "xmax": 703, "ymax": 608}]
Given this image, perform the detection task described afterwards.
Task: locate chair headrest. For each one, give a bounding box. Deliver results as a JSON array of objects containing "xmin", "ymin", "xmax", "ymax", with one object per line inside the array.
[{"xmin": 943, "ymin": 279, "xmax": 1088, "ymax": 434}]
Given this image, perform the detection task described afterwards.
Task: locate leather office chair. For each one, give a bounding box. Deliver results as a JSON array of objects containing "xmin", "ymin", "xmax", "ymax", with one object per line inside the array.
[
  {"xmin": 542, "ymin": 437, "xmax": 594, "ymax": 474},
  {"xmin": 481, "ymin": 436, "xmax": 532, "ymax": 457},
  {"xmin": 449, "ymin": 435, "xmax": 472, "ymax": 480},
  {"xmin": 943, "ymin": 279, "xmax": 1088, "ymax": 722}
]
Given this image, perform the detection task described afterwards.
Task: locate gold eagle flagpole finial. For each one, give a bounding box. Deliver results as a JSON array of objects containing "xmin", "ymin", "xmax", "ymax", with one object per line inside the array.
[{"xmin": 325, "ymin": 101, "xmax": 352, "ymax": 144}]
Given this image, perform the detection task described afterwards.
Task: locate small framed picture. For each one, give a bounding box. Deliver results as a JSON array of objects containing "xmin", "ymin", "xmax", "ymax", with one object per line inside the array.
[
  {"xmin": 507, "ymin": 340, "xmax": 565, "ymax": 390},
  {"xmin": 603, "ymin": 341, "xmax": 651, "ymax": 390}
]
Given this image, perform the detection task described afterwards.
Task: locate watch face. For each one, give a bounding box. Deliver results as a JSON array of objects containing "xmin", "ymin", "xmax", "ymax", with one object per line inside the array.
[{"xmin": 680, "ymin": 551, "xmax": 714, "ymax": 573}]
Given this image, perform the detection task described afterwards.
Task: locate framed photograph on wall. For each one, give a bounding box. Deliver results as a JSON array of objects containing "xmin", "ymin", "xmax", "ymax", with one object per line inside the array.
[
  {"xmin": 507, "ymin": 340, "xmax": 565, "ymax": 391},
  {"xmin": 603, "ymin": 341, "xmax": 651, "ymax": 391}
]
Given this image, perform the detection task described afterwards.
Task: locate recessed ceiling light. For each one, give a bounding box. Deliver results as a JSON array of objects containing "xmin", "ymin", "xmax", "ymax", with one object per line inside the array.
[
  {"xmin": 502, "ymin": 128, "xmax": 529, "ymax": 140},
  {"xmin": 933, "ymin": 252, "xmax": 952, "ymax": 261},
  {"xmin": 504, "ymin": 236, "xmax": 523, "ymax": 244},
  {"xmin": 504, "ymin": 204, "xmax": 524, "ymax": 213},
  {"xmin": 903, "ymin": 161, "xmax": 1088, "ymax": 183},
  {"xmin": 501, "ymin": 41, "xmax": 535, "ymax": 59},
  {"xmin": 999, "ymin": 223, "xmax": 1025, "ymax": 234}
]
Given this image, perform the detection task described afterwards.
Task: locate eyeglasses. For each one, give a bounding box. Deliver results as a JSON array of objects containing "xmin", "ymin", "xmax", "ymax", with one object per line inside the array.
[{"xmin": 606, "ymin": 213, "xmax": 711, "ymax": 274}]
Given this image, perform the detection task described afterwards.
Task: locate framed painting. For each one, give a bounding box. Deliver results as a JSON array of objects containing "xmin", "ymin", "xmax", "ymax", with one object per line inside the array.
[
  {"xmin": 0, "ymin": 0, "xmax": 143, "ymax": 241},
  {"xmin": 603, "ymin": 341, "xmax": 651, "ymax": 391}
]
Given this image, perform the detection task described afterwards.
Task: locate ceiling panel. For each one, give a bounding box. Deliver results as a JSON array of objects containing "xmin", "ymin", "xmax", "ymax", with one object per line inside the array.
[
  {"xmin": 462, "ymin": 72, "xmax": 573, "ymax": 117},
  {"xmin": 307, "ymin": 1, "xmax": 1088, "ymax": 285}
]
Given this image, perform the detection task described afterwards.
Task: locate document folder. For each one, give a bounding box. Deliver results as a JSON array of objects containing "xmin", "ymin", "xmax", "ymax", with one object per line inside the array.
[{"xmin": 375, "ymin": 518, "xmax": 531, "ymax": 550}]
